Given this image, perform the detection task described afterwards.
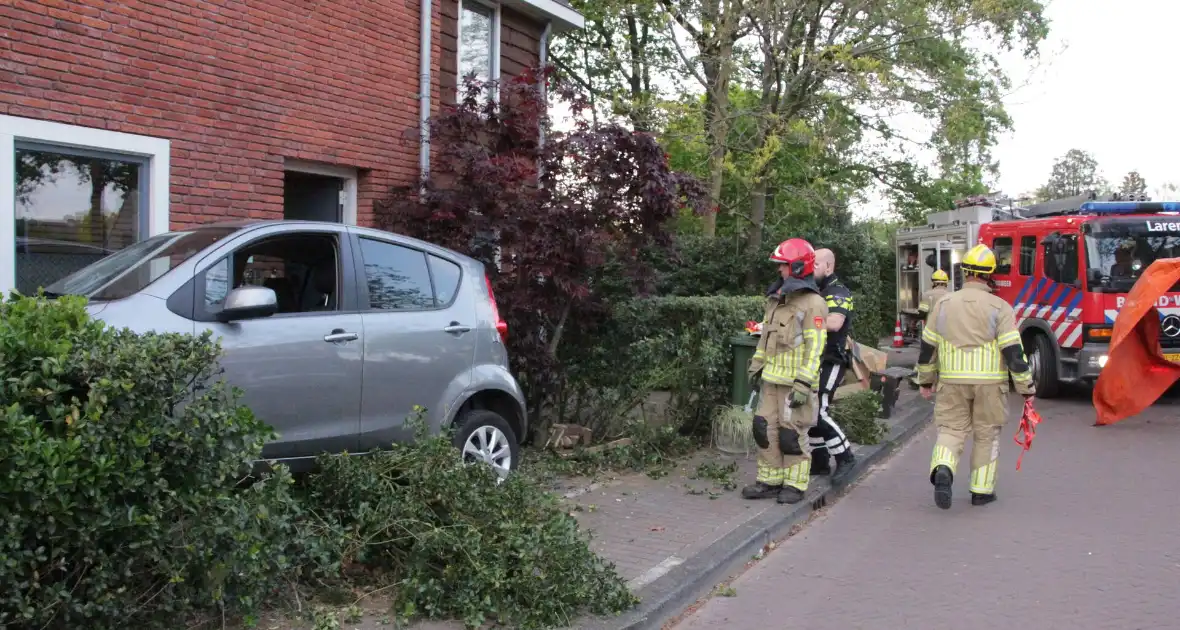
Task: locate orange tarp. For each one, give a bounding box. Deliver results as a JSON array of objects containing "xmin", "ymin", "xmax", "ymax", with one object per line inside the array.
[{"xmin": 1093, "ymin": 258, "xmax": 1180, "ymax": 426}]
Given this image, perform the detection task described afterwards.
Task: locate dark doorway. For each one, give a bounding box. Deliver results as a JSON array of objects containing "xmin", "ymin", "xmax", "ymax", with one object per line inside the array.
[{"xmin": 283, "ymin": 171, "xmax": 343, "ymax": 222}]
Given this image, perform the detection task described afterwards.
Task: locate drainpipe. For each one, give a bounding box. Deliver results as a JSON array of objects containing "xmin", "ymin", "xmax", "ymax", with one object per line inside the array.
[
  {"xmin": 418, "ymin": 0, "xmax": 434, "ymax": 188},
  {"xmin": 538, "ymin": 21, "xmax": 552, "ymax": 149}
]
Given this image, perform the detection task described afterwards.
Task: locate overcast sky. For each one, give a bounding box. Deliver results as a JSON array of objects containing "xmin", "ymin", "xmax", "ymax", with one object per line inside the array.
[{"xmin": 988, "ymin": 0, "xmax": 1178, "ymax": 198}]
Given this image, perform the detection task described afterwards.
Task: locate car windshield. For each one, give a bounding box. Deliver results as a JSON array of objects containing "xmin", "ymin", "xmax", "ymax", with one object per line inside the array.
[
  {"xmin": 1084, "ymin": 217, "xmax": 1180, "ymax": 293},
  {"xmin": 44, "ymin": 226, "xmax": 240, "ymax": 301}
]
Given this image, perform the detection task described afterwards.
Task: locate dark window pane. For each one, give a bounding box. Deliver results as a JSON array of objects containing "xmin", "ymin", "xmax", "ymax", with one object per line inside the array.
[
  {"xmin": 359, "ymin": 238, "xmax": 435, "ymax": 310},
  {"xmin": 429, "ymin": 255, "xmax": 462, "ymax": 306},
  {"xmin": 993, "ymin": 237, "xmax": 1013, "ymax": 274},
  {"xmin": 1019, "ymin": 236, "xmax": 1036, "ymax": 276},
  {"xmin": 14, "ymin": 148, "xmax": 144, "ymax": 294}
]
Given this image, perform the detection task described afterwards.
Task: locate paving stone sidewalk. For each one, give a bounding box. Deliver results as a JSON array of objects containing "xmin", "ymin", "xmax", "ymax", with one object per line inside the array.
[{"xmin": 566, "ymin": 388, "xmax": 923, "ymax": 594}]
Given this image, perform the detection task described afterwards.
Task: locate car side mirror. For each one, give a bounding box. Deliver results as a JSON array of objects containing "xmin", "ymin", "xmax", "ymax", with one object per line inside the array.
[{"xmin": 217, "ymin": 286, "xmax": 278, "ymax": 322}]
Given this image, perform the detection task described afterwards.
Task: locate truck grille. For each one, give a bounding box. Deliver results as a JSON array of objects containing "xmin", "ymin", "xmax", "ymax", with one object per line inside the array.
[{"xmin": 1161, "ymin": 314, "xmax": 1180, "ymax": 348}]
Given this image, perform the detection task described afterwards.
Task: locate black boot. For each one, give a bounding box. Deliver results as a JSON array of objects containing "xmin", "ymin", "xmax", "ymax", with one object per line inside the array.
[
  {"xmin": 971, "ymin": 492, "xmax": 997, "ymax": 506},
  {"xmin": 830, "ymin": 450, "xmax": 856, "ymax": 482},
  {"xmin": 931, "ymin": 465, "xmax": 953, "ymax": 510},
  {"xmin": 741, "ymin": 482, "xmax": 782, "ymax": 500},
  {"xmin": 777, "ymin": 486, "xmax": 805, "ymax": 504},
  {"xmin": 810, "ymin": 452, "xmax": 831, "ymax": 476}
]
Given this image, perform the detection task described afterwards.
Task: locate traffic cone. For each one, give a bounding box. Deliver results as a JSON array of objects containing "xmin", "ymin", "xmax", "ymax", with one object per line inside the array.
[{"xmin": 892, "ymin": 319, "xmax": 904, "ymax": 348}]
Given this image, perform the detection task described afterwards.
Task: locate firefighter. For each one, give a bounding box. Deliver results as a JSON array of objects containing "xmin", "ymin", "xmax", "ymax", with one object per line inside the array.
[
  {"xmin": 918, "ymin": 269, "xmax": 950, "ymax": 317},
  {"xmin": 910, "ymin": 269, "xmax": 951, "ymax": 388},
  {"xmin": 808, "ymin": 248, "xmax": 856, "ymax": 480},
  {"xmin": 915, "ymin": 243, "xmax": 1035, "ymax": 510},
  {"xmin": 744, "ymin": 238, "xmax": 829, "ymax": 505}
]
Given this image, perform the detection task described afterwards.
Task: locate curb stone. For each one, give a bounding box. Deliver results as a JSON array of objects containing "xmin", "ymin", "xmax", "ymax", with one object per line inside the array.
[{"xmin": 576, "ymin": 394, "xmax": 934, "ymax": 630}]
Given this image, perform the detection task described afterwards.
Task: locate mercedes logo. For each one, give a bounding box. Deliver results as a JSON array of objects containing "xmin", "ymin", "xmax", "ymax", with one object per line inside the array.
[{"xmin": 1163, "ymin": 315, "xmax": 1180, "ymax": 338}]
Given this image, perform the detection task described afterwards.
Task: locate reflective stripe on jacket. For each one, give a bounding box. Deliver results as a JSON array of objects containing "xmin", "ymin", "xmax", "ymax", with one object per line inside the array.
[
  {"xmin": 752, "ymin": 290, "xmax": 828, "ymax": 388},
  {"xmin": 916, "ymin": 284, "xmax": 1032, "ymax": 386}
]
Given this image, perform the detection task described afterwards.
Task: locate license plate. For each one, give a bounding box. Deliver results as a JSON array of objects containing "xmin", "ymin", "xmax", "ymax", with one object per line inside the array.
[{"xmin": 1166, "ymin": 353, "xmax": 1180, "ymax": 364}]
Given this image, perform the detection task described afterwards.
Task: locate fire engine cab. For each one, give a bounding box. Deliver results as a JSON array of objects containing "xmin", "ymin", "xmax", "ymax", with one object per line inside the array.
[{"xmin": 895, "ymin": 192, "xmax": 1180, "ymax": 397}]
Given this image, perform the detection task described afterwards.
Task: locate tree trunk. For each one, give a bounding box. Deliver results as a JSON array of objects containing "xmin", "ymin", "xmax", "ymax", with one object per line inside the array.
[
  {"xmin": 744, "ymin": 179, "xmax": 769, "ymax": 287},
  {"xmin": 701, "ymin": 44, "xmax": 733, "ymax": 238}
]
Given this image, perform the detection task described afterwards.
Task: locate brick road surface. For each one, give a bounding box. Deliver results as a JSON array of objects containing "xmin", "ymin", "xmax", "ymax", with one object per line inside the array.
[{"xmin": 673, "ymin": 392, "xmax": 1180, "ymax": 630}]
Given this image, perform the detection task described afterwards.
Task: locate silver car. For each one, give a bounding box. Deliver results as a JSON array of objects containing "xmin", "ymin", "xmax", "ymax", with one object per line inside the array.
[{"xmin": 44, "ymin": 220, "xmax": 527, "ymax": 477}]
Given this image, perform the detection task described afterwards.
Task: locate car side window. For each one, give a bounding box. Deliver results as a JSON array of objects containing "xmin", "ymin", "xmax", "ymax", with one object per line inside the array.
[
  {"xmin": 428, "ymin": 255, "xmax": 462, "ymax": 307},
  {"xmin": 992, "ymin": 237, "xmax": 1013, "ymax": 275},
  {"xmin": 204, "ymin": 257, "xmax": 230, "ymax": 308},
  {"xmin": 1019, "ymin": 236, "xmax": 1036, "ymax": 276},
  {"xmin": 196, "ymin": 232, "xmax": 341, "ymax": 320},
  {"xmin": 357, "ymin": 237, "xmax": 436, "ymax": 310}
]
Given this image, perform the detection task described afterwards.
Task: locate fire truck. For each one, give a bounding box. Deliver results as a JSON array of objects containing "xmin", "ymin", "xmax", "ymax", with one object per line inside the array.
[{"xmin": 895, "ymin": 192, "xmax": 1180, "ymax": 397}]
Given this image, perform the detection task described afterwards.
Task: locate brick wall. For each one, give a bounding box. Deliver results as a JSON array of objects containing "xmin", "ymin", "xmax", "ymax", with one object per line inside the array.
[{"xmin": 1, "ymin": 0, "xmax": 445, "ymax": 229}]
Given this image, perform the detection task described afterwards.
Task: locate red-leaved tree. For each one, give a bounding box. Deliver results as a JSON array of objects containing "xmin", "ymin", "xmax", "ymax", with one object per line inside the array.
[{"xmin": 376, "ymin": 67, "xmax": 707, "ymax": 430}]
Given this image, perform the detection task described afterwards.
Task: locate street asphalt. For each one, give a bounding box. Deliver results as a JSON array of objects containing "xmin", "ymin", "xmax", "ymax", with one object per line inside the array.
[{"xmin": 672, "ymin": 389, "xmax": 1180, "ymax": 630}]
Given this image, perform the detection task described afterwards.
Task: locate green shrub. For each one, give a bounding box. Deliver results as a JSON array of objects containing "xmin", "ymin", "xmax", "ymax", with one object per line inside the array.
[
  {"xmin": 560, "ymin": 295, "xmax": 763, "ymax": 436},
  {"xmin": 0, "ymin": 295, "xmax": 325, "ymax": 629},
  {"xmin": 649, "ymin": 229, "xmax": 897, "ymax": 342},
  {"xmin": 832, "ymin": 389, "xmax": 888, "ymax": 445},
  {"xmin": 303, "ymin": 417, "xmax": 637, "ymax": 629}
]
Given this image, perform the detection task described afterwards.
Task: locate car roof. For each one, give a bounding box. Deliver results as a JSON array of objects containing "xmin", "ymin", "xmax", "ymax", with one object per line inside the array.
[{"xmin": 189, "ymin": 219, "xmax": 481, "ymax": 267}]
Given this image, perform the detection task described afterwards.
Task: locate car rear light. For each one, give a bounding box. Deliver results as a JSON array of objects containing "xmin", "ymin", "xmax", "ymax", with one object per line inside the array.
[{"xmin": 485, "ymin": 273, "xmax": 508, "ymax": 343}]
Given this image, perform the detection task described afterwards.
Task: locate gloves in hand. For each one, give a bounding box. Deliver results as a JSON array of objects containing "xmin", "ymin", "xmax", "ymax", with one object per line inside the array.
[
  {"xmin": 788, "ymin": 389, "xmax": 809, "ymax": 408},
  {"xmin": 749, "ymin": 370, "xmax": 763, "ymax": 390}
]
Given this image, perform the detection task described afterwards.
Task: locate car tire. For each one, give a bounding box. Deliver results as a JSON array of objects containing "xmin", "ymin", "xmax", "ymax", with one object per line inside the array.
[
  {"xmin": 452, "ymin": 408, "xmax": 520, "ymax": 479},
  {"xmin": 1028, "ymin": 332, "xmax": 1060, "ymax": 399}
]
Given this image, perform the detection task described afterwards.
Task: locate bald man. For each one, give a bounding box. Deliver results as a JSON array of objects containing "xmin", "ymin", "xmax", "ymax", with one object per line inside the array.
[{"xmin": 810, "ymin": 248, "xmax": 856, "ymax": 480}]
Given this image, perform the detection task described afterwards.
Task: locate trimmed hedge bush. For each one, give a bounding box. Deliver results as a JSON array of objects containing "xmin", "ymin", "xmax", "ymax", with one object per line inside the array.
[
  {"xmin": 0, "ymin": 295, "xmax": 321, "ymax": 629},
  {"xmin": 561, "ymin": 295, "xmax": 763, "ymax": 436},
  {"xmin": 1, "ymin": 295, "xmax": 636, "ymax": 630}
]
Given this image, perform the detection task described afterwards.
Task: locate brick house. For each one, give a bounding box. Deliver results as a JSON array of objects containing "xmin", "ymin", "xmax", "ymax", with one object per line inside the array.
[{"xmin": 0, "ymin": 0, "xmax": 583, "ymax": 294}]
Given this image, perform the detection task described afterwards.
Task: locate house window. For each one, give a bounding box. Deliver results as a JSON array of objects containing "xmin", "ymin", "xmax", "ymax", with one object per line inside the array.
[
  {"xmin": 458, "ymin": 0, "xmax": 500, "ymax": 95},
  {"xmin": 1, "ymin": 115, "xmax": 170, "ymax": 294}
]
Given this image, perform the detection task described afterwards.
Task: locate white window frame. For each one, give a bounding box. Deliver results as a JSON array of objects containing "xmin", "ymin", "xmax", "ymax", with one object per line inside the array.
[
  {"xmin": 457, "ymin": 0, "xmax": 502, "ymax": 102},
  {"xmin": 283, "ymin": 158, "xmax": 359, "ymax": 226},
  {"xmin": 0, "ymin": 115, "xmax": 171, "ymax": 294}
]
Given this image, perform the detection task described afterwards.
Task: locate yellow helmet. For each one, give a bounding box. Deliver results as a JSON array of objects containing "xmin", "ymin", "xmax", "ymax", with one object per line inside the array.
[
  {"xmin": 961, "ymin": 244, "xmax": 997, "ymax": 276},
  {"xmin": 931, "ymin": 269, "xmax": 949, "ymax": 283}
]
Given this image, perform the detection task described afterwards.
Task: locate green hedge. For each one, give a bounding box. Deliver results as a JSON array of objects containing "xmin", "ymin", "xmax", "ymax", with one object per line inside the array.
[
  {"xmin": 560, "ymin": 295, "xmax": 763, "ymax": 436},
  {"xmin": 649, "ymin": 228, "xmax": 896, "ymax": 342},
  {"xmin": 0, "ymin": 295, "xmax": 320, "ymax": 629},
  {"xmin": 1, "ymin": 295, "xmax": 636, "ymax": 630}
]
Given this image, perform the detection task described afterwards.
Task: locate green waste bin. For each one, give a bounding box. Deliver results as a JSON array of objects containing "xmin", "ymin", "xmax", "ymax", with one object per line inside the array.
[{"xmin": 730, "ymin": 334, "xmax": 760, "ymax": 406}]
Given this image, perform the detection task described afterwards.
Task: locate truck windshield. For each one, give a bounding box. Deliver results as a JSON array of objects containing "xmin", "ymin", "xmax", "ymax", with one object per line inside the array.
[
  {"xmin": 43, "ymin": 225, "xmax": 239, "ymax": 301},
  {"xmin": 1084, "ymin": 217, "xmax": 1180, "ymax": 293}
]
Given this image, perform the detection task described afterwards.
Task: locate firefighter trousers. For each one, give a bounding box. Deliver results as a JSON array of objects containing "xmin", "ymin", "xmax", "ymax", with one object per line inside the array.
[
  {"xmin": 809, "ymin": 361, "xmax": 852, "ymax": 458},
  {"xmin": 754, "ymin": 383, "xmax": 817, "ymax": 491},
  {"xmin": 929, "ymin": 382, "xmax": 1008, "ymax": 495}
]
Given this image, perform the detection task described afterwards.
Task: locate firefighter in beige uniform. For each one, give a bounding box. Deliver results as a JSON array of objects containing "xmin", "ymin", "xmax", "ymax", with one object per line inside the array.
[
  {"xmin": 743, "ymin": 238, "xmax": 828, "ymax": 505},
  {"xmin": 915, "ymin": 244, "xmax": 1035, "ymax": 509},
  {"xmin": 911, "ymin": 268, "xmax": 951, "ymax": 388},
  {"xmin": 918, "ymin": 269, "xmax": 950, "ymax": 317}
]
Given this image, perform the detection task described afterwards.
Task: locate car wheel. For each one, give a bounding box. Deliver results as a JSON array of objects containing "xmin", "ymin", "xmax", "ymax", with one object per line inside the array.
[{"xmin": 452, "ymin": 409, "xmax": 520, "ymax": 480}]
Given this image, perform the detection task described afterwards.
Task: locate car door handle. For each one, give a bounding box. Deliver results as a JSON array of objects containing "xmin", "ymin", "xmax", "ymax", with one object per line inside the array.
[
  {"xmin": 324, "ymin": 329, "xmax": 359, "ymax": 343},
  {"xmin": 444, "ymin": 323, "xmax": 472, "ymax": 334}
]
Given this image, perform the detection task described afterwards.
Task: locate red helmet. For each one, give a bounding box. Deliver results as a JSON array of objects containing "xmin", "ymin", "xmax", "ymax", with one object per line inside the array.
[{"xmin": 770, "ymin": 238, "xmax": 816, "ymax": 277}]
